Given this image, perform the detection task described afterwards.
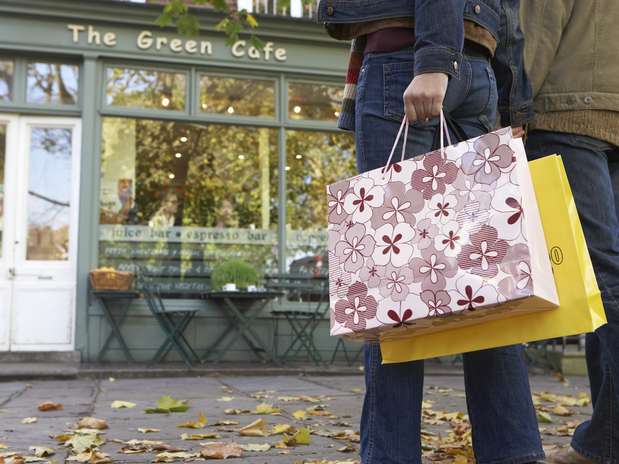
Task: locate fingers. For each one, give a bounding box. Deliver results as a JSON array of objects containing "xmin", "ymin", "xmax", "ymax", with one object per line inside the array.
[{"xmin": 403, "ymin": 73, "xmax": 449, "ymax": 123}]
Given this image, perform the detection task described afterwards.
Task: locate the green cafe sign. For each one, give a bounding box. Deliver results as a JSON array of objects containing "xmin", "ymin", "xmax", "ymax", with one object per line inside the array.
[{"xmin": 67, "ymin": 23, "xmax": 288, "ymax": 62}]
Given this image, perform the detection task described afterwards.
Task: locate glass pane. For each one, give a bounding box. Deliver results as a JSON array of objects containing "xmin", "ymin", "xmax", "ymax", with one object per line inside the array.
[
  {"xmin": 0, "ymin": 124, "xmax": 5, "ymax": 258},
  {"xmin": 199, "ymin": 74, "xmax": 275, "ymax": 117},
  {"xmin": 288, "ymin": 82, "xmax": 343, "ymax": 121},
  {"xmin": 0, "ymin": 60, "xmax": 14, "ymax": 102},
  {"xmin": 286, "ymin": 130, "xmax": 356, "ymax": 273},
  {"xmin": 106, "ymin": 67, "xmax": 186, "ymax": 111},
  {"xmin": 99, "ymin": 117, "xmax": 278, "ymax": 278},
  {"xmin": 27, "ymin": 62, "xmax": 79, "ymax": 105},
  {"xmin": 27, "ymin": 127, "xmax": 73, "ymax": 261}
]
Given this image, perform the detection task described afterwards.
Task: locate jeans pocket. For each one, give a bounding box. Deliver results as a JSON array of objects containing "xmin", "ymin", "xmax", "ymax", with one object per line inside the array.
[{"xmin": 383, "ymin": 60, "xmax": 415, "ymax": 122}]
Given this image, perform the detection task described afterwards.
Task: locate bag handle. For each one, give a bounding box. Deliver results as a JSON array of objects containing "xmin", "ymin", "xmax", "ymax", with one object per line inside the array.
[{"xmin": 382, "ymin": 110, "xmax": 455, "ymax": 173}]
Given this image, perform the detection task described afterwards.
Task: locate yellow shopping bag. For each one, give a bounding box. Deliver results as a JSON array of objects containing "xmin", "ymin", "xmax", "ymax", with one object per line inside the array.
[{"xmin": 380, "ymin": 155, "xmax": 607, "ymax": 363}]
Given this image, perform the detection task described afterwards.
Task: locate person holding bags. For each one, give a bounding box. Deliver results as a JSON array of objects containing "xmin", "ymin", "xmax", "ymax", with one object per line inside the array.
[
  {"xmin": 318, "ymin": 1, "xmax": 545, "ymax": 463},
  {"xmin": 522, "ymin": 0, "xmax": 619, "ymax": 461}
]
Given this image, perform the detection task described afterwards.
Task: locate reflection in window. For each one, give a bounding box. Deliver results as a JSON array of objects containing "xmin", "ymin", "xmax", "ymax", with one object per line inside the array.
[
  {"xmin": 288, "ymin": 82, "xmax": 343, "ymax": 121},
  {"xmin": 26, "ymin": 62, "xmax": 79, "ymax": 105},
  {"xmin": 106, "ymin": 67, "xmax": 186, "ymax": 111},
  {"xmin": 0, "ymin": 60, "xmax": 13, "ymax": 101},
  {"xmin": 27, "ymin": 128, "xmax": 73, "ymax": 261},
  {"xmin": 99, "ymin": 117, "xmax": 278, "ymax": 274},
  {"xmin": 0, "ymin": 124, "xmax": 5, "ymax": 257},
  {"xmin": 199, "ymin": 74, "xmax": 276, "ymax": 117},
  {"xmin": 286, "ymin": 130, "xmax": 356, "ymax": 272}
]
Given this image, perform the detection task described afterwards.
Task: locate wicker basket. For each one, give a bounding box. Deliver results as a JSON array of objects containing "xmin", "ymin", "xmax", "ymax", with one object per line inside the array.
[{"xmin": 89, "ymin": 269, "xmax": 134, "ymax": 291}]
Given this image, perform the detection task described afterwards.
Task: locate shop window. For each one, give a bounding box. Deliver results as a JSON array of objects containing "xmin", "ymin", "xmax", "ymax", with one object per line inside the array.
[
  {"xmin": 199, "ymin": 74, "xmax": 276, "ymax": 117},
  {"xmin": 98, "ymin": 117, "xmax": 279, "ymax": 275},
  {"xmin": 288, "ymin": 82, "xmax": 343, "ymax": 122},
  {"xmin": 0, "ymin": 60, "xmax": 13, "ymax": 102},
  {"xmin": 26, "ymin": 61, "xmax": 79, "ymax": 105},
  {"xmin": 105, "ymin": 67, "xmax": 186, "ymax": 111},
  {"xmin": 285, "ymin": 130, "xmax": 355, "ymax": 273}
]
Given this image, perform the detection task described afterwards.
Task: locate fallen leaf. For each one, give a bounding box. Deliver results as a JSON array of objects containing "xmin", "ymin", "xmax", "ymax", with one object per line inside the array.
[
  {"xmin": 0, "ymin": 445, "xmax": 6, "ymax": 450},
  {"xmin": 224, "ymin": 408, "xmax": 251, "ymax": 415},
  {"xmin": 217, "ymin": 397, "xmax": 235, "ymax": 402},
  {"xmin": 270, "ymin": 423, "xmax": 293, "ymax": 436},
  {"xmin": 278, "ymin": 427, "xmax": 311, "ymax": 448},
  {"xmin": 67, "ymin": 451, "xmax": 112, "ymax": 464},
  {"xmin": 351, "ymin": 388, "xmax": 362, "ymax": 394},
  {"xmin": 292, "ymin": 410, "xmax": 307, "ymax": 421},
  {"xmin": 52, "ymin": 433, "xmax": 73, "ymax": 443},
  {"xmin": 119, "ymin": 439, "xmax": 174, "ymax": 454},
  {"xmin": 145, "ymin": 395, "xmax": 189, "ymax": 414},
  {"xmin": 177, "ymin": 412, "xmax": 207, "ymax": 429},
  {"xmin": 21, "ymin": 418, "xmax": 37, "ymax": 424},
  {"xmin": 28, "ymin": 448, "xmax": 53, "ymax": 458},
  {"xmin": 338, "ymin": 444, "xmax": 357, "ymax": 453},
  {"xmin": 37, "ymin": 402, "xmax": 63, "ymax": 412},
  {"xmin": 213, "ymin": 420, "xmax": 239, "ymax": 426},
  {"xmin": 200, "ymin": 442, "xmax": 242, "ymax": 460},
  {"xmin": 76, "ymin": 417, "xmax": 108, "ymax": 430},
  {"xmin": 536, "ymin": 411, "xmax": 554, "ymax": 424},
  {"xmin": 551, "ymin": 405, "xmax": 574, "ymax": 417},
  {"xmin": 239, "ymin": 419, "xmax": 268, "ymax": 437},
  {"xmin": 111, "ymin": 400, "xmax": 136, "ymax": 409},
  {"xmin": 137, "ymin": 428, "xmax": 160, "ymax": 433},
  {"xmin": 66, "ymin": 434, "xmax": 105, "ymax": 454},
  {"xmin": 239, "ymin": 443, "xmax": 271, "ymax": 452},
  {"xmin": 154, "ymin": 451, "xmax": 197, "ymax": 462},
  {"xmin": 180, "ymin": 433, "xmax": 219, "ymax": 440},
  {"xmin": 306, "ymin": 405, "xmax": 335, "ymax": 417},
  {"xmin": 253, "ymin": 403, "xmax": 281, "ymax": 415}
]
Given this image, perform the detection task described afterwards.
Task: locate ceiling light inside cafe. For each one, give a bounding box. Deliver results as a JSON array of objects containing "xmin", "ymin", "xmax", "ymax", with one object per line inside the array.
[
  {"xmin": 179, "ymin": 136, "xmax": 188, "ymax": 143},
  {"xmin": 175, "ymin": 152, "xmax": 182, "ymax": 158},
  {"xmin": 161, "ymin": 96, "xmax": 170, "ymax": 107},
  {"xmin": 227, "ymin": 106, "xmax": 235, "ymax": 114},
  {"xmin": 168, "ymin": 173, "xmax": 175, "ymax": 179},
  {"xmin": 293, "ymin": 105, "xmax": 302, "ymax": 114}
]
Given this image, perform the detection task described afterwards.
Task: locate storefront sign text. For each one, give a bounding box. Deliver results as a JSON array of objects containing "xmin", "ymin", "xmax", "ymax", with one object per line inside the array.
[{"xmin": 67, "ymin": 24, "xmax": 288, "ymax": 62}]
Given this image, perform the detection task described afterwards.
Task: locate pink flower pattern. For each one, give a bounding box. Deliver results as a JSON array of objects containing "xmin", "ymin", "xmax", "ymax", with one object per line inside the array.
[{"xmin": 327, "ymin": 128, "xmax": 545, "ymax": 337}]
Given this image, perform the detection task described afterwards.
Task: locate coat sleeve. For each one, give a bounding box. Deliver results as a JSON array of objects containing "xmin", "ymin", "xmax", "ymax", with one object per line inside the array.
[
  {"xmin": 520, "ymin": 0, "xmax": 575, "ymax": 98},
  {"xmin": 414, "ymin": 0, "xmax": 465, "ymax": 78}
]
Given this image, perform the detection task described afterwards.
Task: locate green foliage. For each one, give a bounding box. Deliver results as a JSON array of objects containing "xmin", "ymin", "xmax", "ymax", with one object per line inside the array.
[
  {"xmin": 211, "ymin": 259, "xmax": 262, "ymax": 290},
  {"xmin": 156, "ymin": 0, "xmax": 261, "ymax": 47}
]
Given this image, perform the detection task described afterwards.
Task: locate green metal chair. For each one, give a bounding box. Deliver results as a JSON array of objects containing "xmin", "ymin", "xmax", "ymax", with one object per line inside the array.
[{"xmin": 267, "ymin": 274, "xmax": 329, "ymax": 365}]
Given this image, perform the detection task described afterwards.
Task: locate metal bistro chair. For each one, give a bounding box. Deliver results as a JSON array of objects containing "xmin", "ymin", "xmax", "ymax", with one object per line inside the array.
[
  {"xmin": 268, "ymin": 274, "xmax": 329, "ymax": 365},
  {"xmin": 139, "ymin": 275, "xmax": 201, "ymax": 368}
]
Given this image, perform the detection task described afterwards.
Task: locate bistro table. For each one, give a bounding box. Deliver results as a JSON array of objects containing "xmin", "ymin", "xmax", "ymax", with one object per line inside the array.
[
  {"xmin": 201, "ymin": 290, "xmax": 284, "ymax": 363},
  {"xmin": 92, "ymin": 290, "xmax": 141, "ymax": 362}
]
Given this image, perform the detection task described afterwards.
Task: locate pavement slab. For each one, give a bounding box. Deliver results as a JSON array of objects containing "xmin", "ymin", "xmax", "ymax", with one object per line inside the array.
[{"xmin": 0, "ymin": 373, "xmax": 592, "ymax": 463}]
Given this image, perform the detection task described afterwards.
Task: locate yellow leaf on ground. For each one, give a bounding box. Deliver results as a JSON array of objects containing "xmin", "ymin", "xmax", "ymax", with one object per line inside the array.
[
  {"xmin": 270, "ymin": 423, "xmax": 293, "ymax": 436},
  {"xmin": 278, "ymin": 427, "xmax": 311, "ymax": 448},
  {"xmin": 0, "ymin": 445, "xmax": 6, "ymax": 450},
  {"xmin": 239, "ymin": 419, "xmax": 268, "ymax": 437},
  {"xmin": 217, "ymin": 397, "xmax": 235, "ymax": 402},
  {"xmin": 137, "ymin": 428, "xmax": 160, "ymax": 433},
  {"xmin": 239, "ymin": 443, "xmax": 271, "ymax": 452},
  {"xmin": 537, "ymin": 411, "xmax": 553, "ymax": 424},
  {"xmin": 76, "ymin": 417, "xmax": 108, "ymax": 430},
  {"xmin": 67, "ymin": 451, "xmax": 112, "ymax": 464},
  {"xmin": 351, "ymin": 388, "xmax": 362, "ymax": 394},
  {"xmin": 253, "ymin": 403, "xmax": 281, "ymax": 415},
  {"xmin": 551, "ymin": 405, "xmax": 574, "ymax": 417},
  {"xmin": 224, "ymin": 408, "xmax": 251, "ymax": 415},
  {"xmin": 200, "ymin": 442, "xmax": 243, "ymax": 460},
  {"xmin": 154, "ymin": 451, "xmax": 197, "ymax": 462},
  {"xmin": 177, "ymin": 412, "xmax": 207, "ymax": 429},
  {"xmin": 145, "ymin": 395, "xmax": 189, "ymax": 414},
  {"xmin": 21, "ymin": 418, "xmax": 37, "ymax": 424},
  {"xmin": 292, "ymin": 410, "xmax": 307, "ymax": 421},
  {"xmin": 111, "ymin": 400, "xmax": 136, "ymax": 409},
  {"xmin": 28, "ymin": 447, "xmax": 54, "ymax": 458},
  {"xmin": 213, "ymin": 420, "xmax": 239, "ymax": 426},
  {"xmin": 37, "ymin": 402, "xmax": 63, "ymax": 412}
]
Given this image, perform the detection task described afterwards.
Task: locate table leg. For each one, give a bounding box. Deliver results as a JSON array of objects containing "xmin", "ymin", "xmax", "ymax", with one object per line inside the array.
[
  {"xmin": 97, "ymin": 298, "xmax": 135, "ymax": 363},
  {"xmin": 213, "ymin": 298, "xmax": 271, "ymax": 363}
]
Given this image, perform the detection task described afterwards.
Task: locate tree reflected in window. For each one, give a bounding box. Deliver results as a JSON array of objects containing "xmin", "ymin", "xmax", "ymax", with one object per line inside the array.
[
  {"xmin": 288, "ymin": 82, "xmax": 343, "ymax": 121},
  {"xmin": 106, "ymin": 67, "xmax": 186, "ymax": 111},
  {"xmin": 199, "ymin": 74, "xmax": 276, "ymax": 117},
  {"xmin": 0, "ymin": 60, "xmax": 13, "ymax": 102},
  {"xmin": 27, "ymin": 62, "xmax": 79, "ymax": 105}
]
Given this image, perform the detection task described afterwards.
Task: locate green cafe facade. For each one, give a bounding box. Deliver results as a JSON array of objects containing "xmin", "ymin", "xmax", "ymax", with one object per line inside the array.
[{"xmin": 0, "ymin": 0, "xmax": 357, "ymax": 361}]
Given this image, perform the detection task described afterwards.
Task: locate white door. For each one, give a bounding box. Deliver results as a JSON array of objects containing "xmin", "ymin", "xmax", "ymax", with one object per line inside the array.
[{"xmin": 0, "ymin": 116, "xmax": 81, "ymax": 351}]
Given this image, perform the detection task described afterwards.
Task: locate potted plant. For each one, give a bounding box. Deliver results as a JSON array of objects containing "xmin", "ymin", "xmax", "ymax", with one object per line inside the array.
[{"xmin": 210, "ymin": 259, "xmax": 261, "ymax": 291}]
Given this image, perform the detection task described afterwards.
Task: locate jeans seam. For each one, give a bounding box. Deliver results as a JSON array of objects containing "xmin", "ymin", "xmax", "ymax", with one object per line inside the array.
[{"xmin": 364, "ymin": 343, "xmax": 376, "ymax": 463}]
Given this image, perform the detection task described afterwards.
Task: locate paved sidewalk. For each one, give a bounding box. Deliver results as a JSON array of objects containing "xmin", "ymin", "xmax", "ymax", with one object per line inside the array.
[{"xmin": 0, "ymin": 374, "xmax": 591, "ymax": 463}]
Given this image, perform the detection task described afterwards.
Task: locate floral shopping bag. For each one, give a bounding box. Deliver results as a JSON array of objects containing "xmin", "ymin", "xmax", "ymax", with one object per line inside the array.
[{"xmin": 326, "ymin": 113, "xmax": 559, "ymax": 340}]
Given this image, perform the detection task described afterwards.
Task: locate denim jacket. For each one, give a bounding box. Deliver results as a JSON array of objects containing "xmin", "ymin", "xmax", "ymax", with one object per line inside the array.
[{"xmin": 318, "ymin": 0, "xmax": 533, "ymax": 126}]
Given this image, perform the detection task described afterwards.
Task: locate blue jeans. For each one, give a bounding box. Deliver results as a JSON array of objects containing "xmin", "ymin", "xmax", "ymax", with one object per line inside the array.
[
  {"xmin": 527, "ymin": 131, "xmax": 619, "ymax": 463},
  {"xmin": 355, "ymin": 47, "xmax": 544, "ymax": 464}
]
